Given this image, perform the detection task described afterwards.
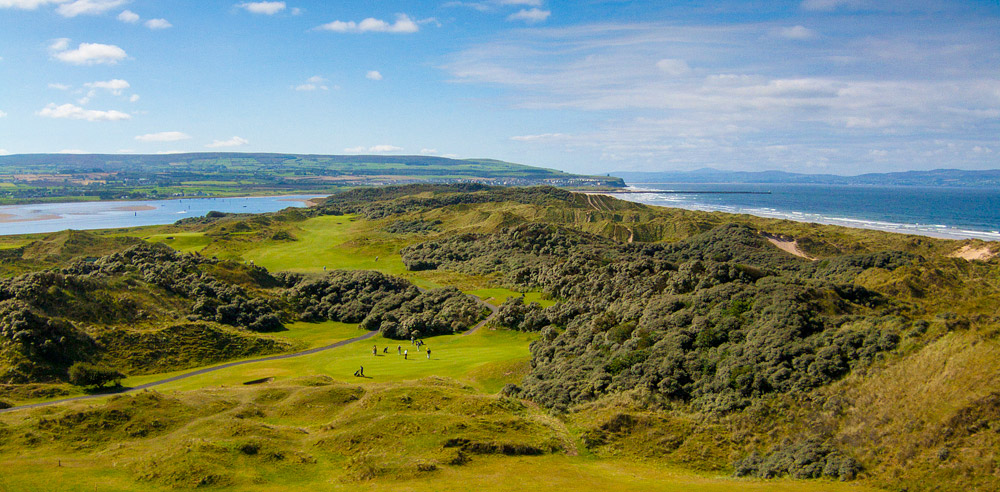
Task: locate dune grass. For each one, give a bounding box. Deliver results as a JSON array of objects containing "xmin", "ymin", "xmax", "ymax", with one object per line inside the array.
[{"xmin": 143, "ymin": 232, "xmax": 212, "ymax": 253}]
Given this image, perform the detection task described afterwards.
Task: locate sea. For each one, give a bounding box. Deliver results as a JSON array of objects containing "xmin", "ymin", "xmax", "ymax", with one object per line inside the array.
[
  {"xmin": 0, "ymin": 195, "xmax": 322, "ymax": 236},
  {"xmin": 616, "ymin": 183, "xmax": 1000, "ymax": 241}
]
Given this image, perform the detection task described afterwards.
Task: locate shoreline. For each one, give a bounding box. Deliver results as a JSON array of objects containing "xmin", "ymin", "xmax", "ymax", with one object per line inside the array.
[{"xmin": 609, "ymin": 185, "xmax": 1000, "ymax": 242}]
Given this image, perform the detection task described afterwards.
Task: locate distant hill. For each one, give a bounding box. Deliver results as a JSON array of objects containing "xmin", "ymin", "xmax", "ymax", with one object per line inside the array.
[
  {"xmin": 0, "ymin": 153, "xmax": 623, "ymax": 204},
  {"xmin": 613, "ymin": 168, "xmax": 1000, "ymax": 187}
]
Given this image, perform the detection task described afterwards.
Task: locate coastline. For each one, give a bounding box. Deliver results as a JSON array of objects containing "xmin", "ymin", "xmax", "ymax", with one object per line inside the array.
[{"xmin": 610, "ymin": 184, "xmax": 1000, "ymax": 242}]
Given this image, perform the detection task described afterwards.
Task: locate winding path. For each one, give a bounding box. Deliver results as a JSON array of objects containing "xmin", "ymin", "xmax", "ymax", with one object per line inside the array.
[
  {"xmin": 2, "ymin": 293, "xmax": 501, "ymax": 414},
  {"xmin": 0, "ymin": 330, "xmax": 378, "ymax": 415},
  {"xmin": 464, "ymin": 294, "xmax": 499, "ymax": 336}
]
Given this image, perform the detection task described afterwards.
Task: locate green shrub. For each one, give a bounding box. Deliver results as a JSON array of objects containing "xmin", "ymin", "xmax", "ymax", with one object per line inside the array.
[{"xmin": 67, "ymin": 362, "xmax": 125, "ymax": 389}]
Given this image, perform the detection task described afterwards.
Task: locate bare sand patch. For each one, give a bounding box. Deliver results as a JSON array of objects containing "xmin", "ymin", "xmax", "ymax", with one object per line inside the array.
[
  {"xmin": 111, "ymin": 205, "xmax": 156, "ymax": 212},
  {"xmin": 766, "ymin": 237, "xmax": 816, "ymax": 260},
  {"xmin": 0, "ymin": 214, "xmax": 62, "ymax": 223},
  {"xmin": 949, "ymin": 244, "xmax": 996, "ymax": 261}
]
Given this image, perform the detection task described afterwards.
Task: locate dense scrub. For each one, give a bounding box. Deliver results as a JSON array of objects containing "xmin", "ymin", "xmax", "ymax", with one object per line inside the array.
[
  {"xmin": 401, "ymin": 222, "xmax": 911, "ymax": 414},
  {"xmin": 283, "ymin": 270, "xmax": 488, "ymax": 339},
  {"xmin": 0, "ymin": 244, "xmax": 288, "ymax": 382}
]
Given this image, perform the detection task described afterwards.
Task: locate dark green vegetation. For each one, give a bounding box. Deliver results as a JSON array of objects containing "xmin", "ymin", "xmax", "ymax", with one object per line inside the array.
[
  {"xmin": 0, "ymin": 184, "xmax": 998, "ymax": 491},
  {"xmin": 0, "ymin": 153, "xmax": 623, "ymax": 203},
  {"xmin": 0, "ymin": 241, "xmax": 485, "ymax": 385}
]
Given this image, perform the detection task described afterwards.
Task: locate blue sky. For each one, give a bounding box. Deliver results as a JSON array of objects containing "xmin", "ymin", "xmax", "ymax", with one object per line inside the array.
[{"xmin": 0, "ymin": 0, "xmax": 998, "ymax": 175}]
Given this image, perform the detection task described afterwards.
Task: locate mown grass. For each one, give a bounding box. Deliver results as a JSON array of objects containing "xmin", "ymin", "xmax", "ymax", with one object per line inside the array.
[{"xmin": 121, "ymin": 327, "xmax": 535, "ymax": 394}]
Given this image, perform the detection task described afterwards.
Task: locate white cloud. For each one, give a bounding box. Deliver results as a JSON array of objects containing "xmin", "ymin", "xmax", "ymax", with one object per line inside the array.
[
  {"xmin": 344, "ymin": 145, "xmax": 403, "ymax": 153},
  {"xmin": 56, "ymin": 0, "xmax": 127, "ymax": 17},
  {"xmin": 366, "ymin": 70, "xmax": 383, "ymax": 81},
  {"xmin": 84, "ymin": 79, "xmax": 129, "ymax": 95},
  {"xmin": 135, "ymin": 131, "xmax": 190, "ymax": 142},
  {"xmin": 507, "ymin": 8, "xmax": 549, "ymax": 23},
  {"xmin": 48, "ymin": 82, "xmax": 71, "ymax": 90},
  {"xmin": 205, "ymin": 136, "xmax": 249, "ymax": 148},
  {"xmin": 774, "ymin": 25, "xmax": 817, "ymax": 40},
  {"xmin": 290, "ymin": 7, "xmax": 301, "ymax": 15},
  {"xmin": 49, "ymin": 38, "xmax": 70, "ymax": 51},
  {"xmin": 0, "ymin": 110, "xmax": 7, "ymax": 118},
  {"xmin": 129, "ymin": 94, "xmax": 140, "ymax": 102},
  {"xmin": 498, "ymin": 0, "xmax": 542, "ymax": 5},
  {"xmin": 316, "ymin": 14, "xmax": 419, "ymax": 33},
  {"xmin": 145, "ymin": 18, "xmax": 172, "ymax": 29},
  {"xmin": 117, "ymin": 9, "xmax": 138, "ymax": 22},
  {"xmin": 38, "ymin": 103, "xmax": 130, "ymax": 121},
  {"xmin": 239, "ymin": 1, "xmax": 285, "ymax": 15},
  {"xmin": 0, "ymin": 0, "xmax": 66, "ymax": 9},
  {"xmin": 656, "ymin": 58, "xmax": 691, "ymax": 77},
  {"xmin": 0, "ymin": 149, "xmax": 10, "ymax": 155},
  {"xmin": 295, "ymin": 75, "xmax": 330, "ymax": 91},
  {"xmin": 51, "ymin": 42, "xmax": 127, "ymax": 65},
  {"xmin": 511, "ymin": 133, "xmax": 568, "ymax": 142}
]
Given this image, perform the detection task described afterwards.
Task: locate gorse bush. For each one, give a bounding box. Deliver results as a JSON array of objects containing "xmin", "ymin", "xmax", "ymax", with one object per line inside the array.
[
  {"xmin": 285, "ymin": 270, "xmax": 487, "ymax": 339},
  {"xmin": 400, "ymin": 222, "xmax": 909, "ymax": 414},
  {"xmin": 67, "ymin": 362, "xmax": 124, "ymax": 388}
]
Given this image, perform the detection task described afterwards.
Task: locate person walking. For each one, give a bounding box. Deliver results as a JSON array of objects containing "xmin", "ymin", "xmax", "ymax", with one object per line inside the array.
[
  {"xmin": 372, "ymin": 345, "xmax": 377, "ymax": 356},
  {"xmin": 426, "ymin": 348, "xmax": 431, "ymax": 359},
  {"xmin": 404, "ymin": 349, "xmax": 408, "ymax": 360},
  {"xmin": 397, "ymin": 345, "xmax": 401, "ymax": 355}
]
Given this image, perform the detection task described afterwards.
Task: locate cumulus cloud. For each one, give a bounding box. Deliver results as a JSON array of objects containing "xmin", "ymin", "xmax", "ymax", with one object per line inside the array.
[
  {"xmin": 507, "ymin": 8, "xmax": 549, "ymax": 23},
  {"xmin": 51, "ymin": 41, "xmax": 127, "ymax": 65},
  {"xmin": 366, "ymin": 70, "xmax": 383, "ymax": 81},
  {"xmin": 0, "ymin": 149, "xmax": 10, "ymax": 155},
  {"xmin": 0, "ymin": 0, "xmax": 65, "ymax": 8},
  {"xmin": 84, "ymin": 79, "xmax": 129, "ymax": 95},
  {"xmin": 135, "ymin": 131, "xmax": 190, "ymax": 142},
  {"xmin": 774, "ymin": 25, "xmax": 817, "ymax": 40},
  {"xmin": 48, "ymin": 82, "xmax": 71, "ymax": 90},
  {"xmin": 295, "ymin": 75, "xmax": 330, "ymax": 91},
  {"xmin": 316, "ymin": 14, "xmax": 419, "ymax": 33},
  {"xmin": 56, "ymin": 0, "xmax": 127, "ymax": 17},
  {"xmin": 145, "ymin": 18, "xmax": 172, "ymax": 29},
  {"xmin": 205, "ymin": 136, "xmax": 249, "ymax": 148},
  {"xmin": 38, "ymin": 103, "xmax": 130, "ymax": 121},
  {"xmin": 117, "ymin": 9, "xmax": 137, "ymax": 22},
  {"xmin": 239, "ymin": 1, "xmax": 285, "ymax": 15},
  {"xmin": 344, "ymin": 145, "xmax": 403, "ymax": 153},
  {"xmin": 129, "ymin": 94, "xmax": 140, "ymax": 102}
]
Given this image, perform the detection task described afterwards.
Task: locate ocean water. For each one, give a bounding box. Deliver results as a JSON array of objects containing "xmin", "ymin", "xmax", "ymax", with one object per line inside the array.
[
  {"xmin": 0, "ymin": 195, "xmax": 323, "ymax": 236},
  {"xmin": 618, "ymin": 183, "xmax": 1000, "ymax": 241}
]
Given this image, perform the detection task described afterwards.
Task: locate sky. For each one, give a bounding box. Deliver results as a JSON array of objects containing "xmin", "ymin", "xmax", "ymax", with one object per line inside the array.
[{"xmin": 0, "ymin": 0, "xmax": 998, "ymax": 175}]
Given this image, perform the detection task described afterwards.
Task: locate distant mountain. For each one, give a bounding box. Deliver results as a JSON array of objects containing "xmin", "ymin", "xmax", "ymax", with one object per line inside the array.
[{"xmin": 613, "ymin": 168, "xmax": 1000, "ymax": 187}]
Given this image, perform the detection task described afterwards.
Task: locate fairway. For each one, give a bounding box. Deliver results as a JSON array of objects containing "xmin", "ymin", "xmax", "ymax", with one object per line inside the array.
[
  {"xmin": 234, "ymin": 215, "xmax": 411, "ymax": 276},
  {"xmin": 123, "ymin": 326, "xmax": 536, "ymax": 394}
]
